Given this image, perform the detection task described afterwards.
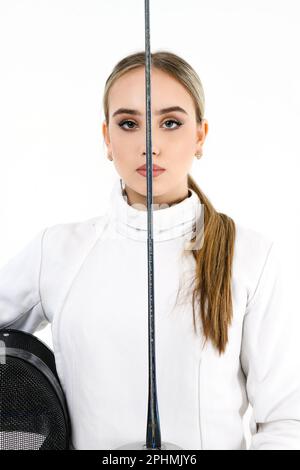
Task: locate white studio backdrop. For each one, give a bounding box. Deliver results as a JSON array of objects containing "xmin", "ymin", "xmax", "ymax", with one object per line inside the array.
[{"xmin": 0, "ymin": 0, "xmax": 299, "ymax": 450}]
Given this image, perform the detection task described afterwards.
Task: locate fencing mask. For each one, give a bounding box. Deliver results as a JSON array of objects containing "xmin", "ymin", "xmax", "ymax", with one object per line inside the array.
[{"xmin": 0, "ymin": 328, "xmax": 71, "ymax": 450}]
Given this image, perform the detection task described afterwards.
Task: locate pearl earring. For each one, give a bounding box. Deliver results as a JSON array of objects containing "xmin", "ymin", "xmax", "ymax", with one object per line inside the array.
[{"xmin": 120, "ymin": 178, "xmax": 126, "ymax": 193}]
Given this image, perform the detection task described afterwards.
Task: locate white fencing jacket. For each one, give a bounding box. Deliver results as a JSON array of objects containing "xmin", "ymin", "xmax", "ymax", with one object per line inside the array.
[{"xmin": 1, "ymin": 177, "xmax": 300, "ymax": 450}]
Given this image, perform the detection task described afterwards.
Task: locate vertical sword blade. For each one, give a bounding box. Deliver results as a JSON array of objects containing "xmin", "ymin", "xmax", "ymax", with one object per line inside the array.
[{"xmin": 144, "ymin": 0, "xmax": 162, "ymax": 450}]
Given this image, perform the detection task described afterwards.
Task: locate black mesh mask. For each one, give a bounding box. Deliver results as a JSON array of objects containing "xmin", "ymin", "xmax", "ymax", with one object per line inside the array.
[{"xmin": 0, "ymin": 329, "xmax": 71, "ymax": 450}]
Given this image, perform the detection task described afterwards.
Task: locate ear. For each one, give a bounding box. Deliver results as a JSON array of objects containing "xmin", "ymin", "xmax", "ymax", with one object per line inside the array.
[
  {"xmin": 102, "ymin": 120, "xmax": 112, "ymax": 152},
  {"xmin": 195, "ymin": 119, "xmax": 209, "ymax": 154}
]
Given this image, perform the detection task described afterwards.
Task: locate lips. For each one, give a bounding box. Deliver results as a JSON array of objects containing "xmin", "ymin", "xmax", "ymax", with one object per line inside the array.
[
  {"xmin": 136, "ymin": 164, "xmax": 165, "ymax": 171},
  {"xmin": 136, "ymin": 166, "xmax": 166, "ymax": 178}
]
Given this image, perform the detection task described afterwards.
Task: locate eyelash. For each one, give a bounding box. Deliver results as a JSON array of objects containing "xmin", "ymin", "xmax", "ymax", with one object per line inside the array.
[{"xmin": 118, "ymin": 119, "xmax": 183, "ymax": 131}]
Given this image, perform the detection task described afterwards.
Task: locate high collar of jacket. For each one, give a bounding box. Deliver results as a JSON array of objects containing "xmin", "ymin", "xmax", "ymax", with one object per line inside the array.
[{"xmin": 105, "ymin": 178, "xmax": 202, "ymax": 242}]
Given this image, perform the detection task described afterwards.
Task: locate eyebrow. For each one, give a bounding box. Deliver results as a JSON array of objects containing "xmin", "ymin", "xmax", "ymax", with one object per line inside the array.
[{"xmin": 112, "ymin": 106, "xmax": 188, "ymax": 118}]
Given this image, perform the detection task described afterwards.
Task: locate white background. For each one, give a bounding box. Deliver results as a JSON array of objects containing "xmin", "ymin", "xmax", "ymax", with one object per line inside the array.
[{"xmin": 0, "ymin": 0, "xmax": 299, "ymax": 449}]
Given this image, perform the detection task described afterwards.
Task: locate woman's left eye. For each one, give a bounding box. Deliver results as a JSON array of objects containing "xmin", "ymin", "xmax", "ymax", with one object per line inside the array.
[
  {"xmin": 118, "ymin": 119, "xmax": 182, "ymax": 130},
  {"xmin": 163, "ymin": 119, "xmax": 182, "ymax": 129}
]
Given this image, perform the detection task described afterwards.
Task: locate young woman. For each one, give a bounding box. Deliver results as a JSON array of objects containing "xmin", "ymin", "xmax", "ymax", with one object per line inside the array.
[{"xmin": 1, "ymin": 51, "xmax": 300, "ymax": 450}]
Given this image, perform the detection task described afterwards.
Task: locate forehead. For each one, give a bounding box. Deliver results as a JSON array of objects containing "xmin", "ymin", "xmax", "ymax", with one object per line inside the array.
[{"xmin": 108, "ymin": 67, "xmax": 195, "ymax": 116}]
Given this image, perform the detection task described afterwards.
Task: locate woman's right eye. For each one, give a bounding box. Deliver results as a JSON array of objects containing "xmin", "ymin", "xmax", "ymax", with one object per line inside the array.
[{"xmin": 118, "ymin": 120, "xmax": 137, "ymax": 130}]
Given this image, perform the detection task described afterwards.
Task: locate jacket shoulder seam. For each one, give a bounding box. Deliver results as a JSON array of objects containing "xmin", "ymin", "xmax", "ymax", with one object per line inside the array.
[{"xmin": 245, "ymin": 240, "xmax": 274, "ymax": 315}]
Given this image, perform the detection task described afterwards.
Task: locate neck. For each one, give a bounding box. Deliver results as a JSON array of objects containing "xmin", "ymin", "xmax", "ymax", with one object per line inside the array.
[{"xmin": 123, "ymin": 184, "xmax": 191, "ymax": 211}]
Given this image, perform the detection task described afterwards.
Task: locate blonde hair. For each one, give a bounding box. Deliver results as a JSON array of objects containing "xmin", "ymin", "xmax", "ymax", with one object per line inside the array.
[{"xmin": 102, "ymin": 50, "xmax": 236, "ymax": 355}]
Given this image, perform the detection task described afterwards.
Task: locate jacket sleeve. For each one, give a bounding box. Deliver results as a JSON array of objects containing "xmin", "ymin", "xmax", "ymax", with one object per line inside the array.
[
  {"xmin": 0, "ymin": 228, "xmax": 50, "ymax": 333},
  {"xmin": 240, "ymin": 240, "xmax": 300, "ymax": 450}
]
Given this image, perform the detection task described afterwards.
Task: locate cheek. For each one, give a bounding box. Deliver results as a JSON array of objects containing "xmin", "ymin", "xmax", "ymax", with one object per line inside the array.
[
  {"xmin": 109, "ymin": 133, "xmax": 137, "ymax": 168},
  {"xmin": 109, "ymin": 138, "xmax": 137, "ymax": 175},
  {"xmin": 110, "ymin": 129, "xmax": 127, "ymax": 152},
  {"xmin": 169, "ymin": 133, "xmax": 195, "ymax": 163},
  {"xmin": 167, "ymin": 127, "xmax": 196, "ymax": 151},
  {"xmin": 170, "ymin": 155, "xmax": 194, "ymax": 174}
]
